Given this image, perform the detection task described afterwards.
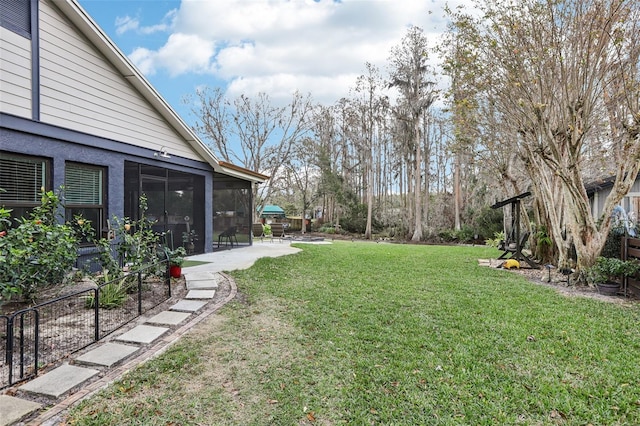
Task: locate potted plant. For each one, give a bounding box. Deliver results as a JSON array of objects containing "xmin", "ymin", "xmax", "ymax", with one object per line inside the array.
[
  {"xmin": 586, "ymin": 256, "xmax": 640, "ymax": 295},
  {"xmin": 168, "ymin": 246, "xmax": 187, "ymax": 278}
]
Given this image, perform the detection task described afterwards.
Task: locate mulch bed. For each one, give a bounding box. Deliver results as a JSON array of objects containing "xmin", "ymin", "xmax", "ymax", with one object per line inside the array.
[
  {"xmin": 480, "ymin": 258, "xmax": 638, "ymax": 305},
  {"xmin": 1, "ymin": 275, "xmax": 188, "ymax": 389}
]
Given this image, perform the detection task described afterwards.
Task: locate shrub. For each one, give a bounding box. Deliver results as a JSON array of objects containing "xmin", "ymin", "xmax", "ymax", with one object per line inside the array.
[
  {"xmin": 112, "ymin": 196, "xmax": 159, "ymax": 270},
  {"xmin": 0, "ymin": 190, "xmax": 82, "ymax": 302},
  {"xmin": 455, "ymin": 225, "xmax": 476, "ymax": 243},
  {"xmin": 94, "ymin": 195, "xmax": 162, "ymax": 277},
  {"xmin": 601, "ymin": 223, "xmax": 625, "ymax": 259},
  {"xmin": 318, "ymin": 225, "xmax": 336, "ymax": 234},
  {"xmin": 468, "ymin": 206, "xmax": 503, "ymax": 241},
  {"xmin": 438, "ymin": 228, "xmax": 457, "ymax": 242},
  {"xmin": 85, "ymin": 278, "xmax": 129, "ymax": 309},
  {"xmin": 586, "ymin": 256, "xmax": 640, "ymax": 284},
  {"xmin": 485, "ymin": 231, "xmax": 506, "ymax": 248}
]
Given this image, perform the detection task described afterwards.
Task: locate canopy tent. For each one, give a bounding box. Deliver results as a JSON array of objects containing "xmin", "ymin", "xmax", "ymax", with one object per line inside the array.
[{"xmin": 259, "ymin": 205, "xmax": 286, "ymax": 218}]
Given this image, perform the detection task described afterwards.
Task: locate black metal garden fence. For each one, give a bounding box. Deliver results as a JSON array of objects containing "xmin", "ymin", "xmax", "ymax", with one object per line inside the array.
[{"xmin": 0, "ymin": 260, "xmax": 171, "ymax": 390}]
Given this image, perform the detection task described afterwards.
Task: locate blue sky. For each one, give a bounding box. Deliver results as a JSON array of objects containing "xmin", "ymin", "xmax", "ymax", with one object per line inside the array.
[{"xmin": 77, "ymin": 0, "xmax": 467, "ymax": 127}]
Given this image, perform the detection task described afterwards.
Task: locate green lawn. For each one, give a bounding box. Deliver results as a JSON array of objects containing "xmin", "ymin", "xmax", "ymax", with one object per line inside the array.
[{"xmin": 67, "ymin": 242, "xmax": 640, "ymax": 425}]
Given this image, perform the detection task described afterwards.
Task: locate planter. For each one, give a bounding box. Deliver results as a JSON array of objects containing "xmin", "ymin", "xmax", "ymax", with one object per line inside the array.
[
  {"xmin": 170, "ymin": 264, "xmax": 182, "ymax": 278},
  {"xmin": 596, "ymin": 282, "xmax": 619, "ymax": 296}
]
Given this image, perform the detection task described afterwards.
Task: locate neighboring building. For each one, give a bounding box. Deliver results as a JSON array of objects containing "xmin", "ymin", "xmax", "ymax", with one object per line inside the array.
[
  {"xmin": 1, "ymin": 0, "xmax": 268, "ymax": 253},
  {"xmin": 586, "ymin": 175, "xmax": 640, "ymax": 224}
]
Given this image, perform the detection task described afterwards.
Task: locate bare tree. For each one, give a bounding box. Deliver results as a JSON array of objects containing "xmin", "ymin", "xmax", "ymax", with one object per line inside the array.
[
  {"xmin": 190, "ymin": 88, "xmax": 314, "ymax": 221},
  {"xmin": 347, "ymin": 63, "xmax": 389, "ymax": 239},
  {"xmin": 282, "ymin": 137, "xmax": 320, "ymax": 234}
]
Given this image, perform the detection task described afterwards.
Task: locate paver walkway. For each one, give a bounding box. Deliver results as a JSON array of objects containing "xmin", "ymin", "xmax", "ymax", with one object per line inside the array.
[{"xmin": 0, "ymin": 241, "xmax": 305, "ymax": 426}]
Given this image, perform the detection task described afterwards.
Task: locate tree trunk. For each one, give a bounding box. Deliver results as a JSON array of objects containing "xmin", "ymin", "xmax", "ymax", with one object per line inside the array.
[
  {"xmin": 411, "ymin": 119, "xmax": 422, "ymax": 241},
  {"xmin": 453, "ymin": 153, "xmax": 461, "ymax": 231}
]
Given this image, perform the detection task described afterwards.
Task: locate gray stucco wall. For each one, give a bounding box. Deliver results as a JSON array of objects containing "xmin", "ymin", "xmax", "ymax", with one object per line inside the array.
[{"xmin": 1, "ymin": 113, "xmax": 215, "ymax": 252}]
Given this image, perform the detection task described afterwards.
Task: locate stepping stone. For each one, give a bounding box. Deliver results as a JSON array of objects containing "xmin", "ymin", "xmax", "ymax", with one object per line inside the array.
[
  {"xmin": 19, "ymin": 364, "xmax": 99, "ymax": 399},
  {"xmin": 184, "ymin": 271, "xmax": 217, "ymax": 281},
  {"xmin": 75, "ymin": 343, "xmax": 139, "ymax": 367},
  {"xmin": 0, "ymin": 395, "xmax": 42, "ymax": 426},
  {"xmin": 185, "ymin": 272, "xmax": 219, "ymax": 290},
  {"xmin": 146, "ymin": 311, "xmax": 191, "ymax": 326},
  {"xmin": 186, "ymin": 279, "xmax": 219, "ymax": 290},
  {"xmin": 170, "ymin": 300, "xmax": 207, "ymax": 312},
  {"xmin": 115, "ymin": 325, "xmax": 169, "ymax": 345},
  {"xmin": 185, "ymin": 289, "xmax": 216, "ymax": 299}
]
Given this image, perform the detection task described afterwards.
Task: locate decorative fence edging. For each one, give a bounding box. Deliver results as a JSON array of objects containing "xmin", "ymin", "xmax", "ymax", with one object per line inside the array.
[
  {"xmin": 1, "ymin": 260, "xmax": 171, "ymax": 390},
  {"xmin": 623, "ymin": 236, "xmax": 640, "ymax": 296}
]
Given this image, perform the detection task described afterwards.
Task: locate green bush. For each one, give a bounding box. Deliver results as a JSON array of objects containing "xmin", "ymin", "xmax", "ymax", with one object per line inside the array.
[
  {"xmin": 586, "ymin": 256, "xmax": 640, "ymax": 284},
  {"xmin": 601, "ymin": 223, "xmax": 625, "ymax": 259},
  {"xmin": 93, "ymin": 195, "xmax": 162, "ymax": 279},
  {"xmin": 438, "ymin": 228, "xmax": 457, "ymax": 242},
  {"xmin": 455, "ymin": 225, "xmax": 476, "ymax": 243},
  {"xmin": 85, "ymin": 279, "xmax": 128, "ymax": 309},
  {"xmin": 112, "ymin": 196, "xmax": 159, "ymax": 270},
  {"xmin": 467, "ymin": 205, "xmax": 503, "ymax": 241},
  {"xmin": 0, "ymin": 190, "xmax": 83, "ymax": 302},
  {"xmin": 485, "ymin": 231, "xmax": 506, "ymax": 248},
  {"xmin": 318, "ymin": 225, "xmax": 336, "ymax": 234}
]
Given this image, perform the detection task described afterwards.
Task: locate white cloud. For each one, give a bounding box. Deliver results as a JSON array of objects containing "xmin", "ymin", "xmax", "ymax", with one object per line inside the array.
[
  {"xmin": 115, "ymin": 9, "xmax": 176, "ymax": 36},
  {"xmin": 129, "ymin": 33, "xmax": 215, "ymax": 77},
  {"xmin": 124, "ymin": 0, "xmax": 476, "ymax": 105},
  {"xmin": 115, "ymin": 15, "xmax": 139, "ymax": 36}
]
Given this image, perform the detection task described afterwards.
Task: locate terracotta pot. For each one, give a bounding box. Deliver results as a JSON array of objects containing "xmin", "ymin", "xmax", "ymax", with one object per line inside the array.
[{"xmin": 170, "ymin": 265, "xmax": 182, "ymax": 278}]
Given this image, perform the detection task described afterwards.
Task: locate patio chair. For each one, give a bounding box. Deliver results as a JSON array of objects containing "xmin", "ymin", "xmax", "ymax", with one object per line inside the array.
[
  {"xmin": 252, "ymin": 223, "xmax": 267, "ymax": 242},
  {"xmin": 270, "ymin": 223, "xmax": 285, "ymax": 242},
  {"xmin": 217, "ymin": 226, "xmax": 238, "ymax": 248}
]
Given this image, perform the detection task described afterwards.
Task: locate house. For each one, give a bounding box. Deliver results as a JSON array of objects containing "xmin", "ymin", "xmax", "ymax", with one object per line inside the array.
[
  {"xmin": 586, "ymin": 175, "xmax": 640, "ymax": 226},
  {"xmin": 1, "ymin": 0, "xmax": 268, "ymax": 253}
]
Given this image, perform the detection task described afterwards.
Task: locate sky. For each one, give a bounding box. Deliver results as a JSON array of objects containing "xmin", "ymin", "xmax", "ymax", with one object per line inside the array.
[{"xmin": 77, "ymin": 0, "xmax": 469, "ymax": 127}]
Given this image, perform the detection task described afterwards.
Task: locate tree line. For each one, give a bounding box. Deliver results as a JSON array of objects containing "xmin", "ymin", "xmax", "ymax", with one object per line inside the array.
[{"xmin": 188, "ymin": 0, "xmax": 640, "ymax": 276}]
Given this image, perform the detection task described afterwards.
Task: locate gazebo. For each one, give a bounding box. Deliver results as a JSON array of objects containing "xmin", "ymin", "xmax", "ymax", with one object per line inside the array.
[{"xmin": 259, "ymin": 205, "xmax": 286, "ymax": 219}]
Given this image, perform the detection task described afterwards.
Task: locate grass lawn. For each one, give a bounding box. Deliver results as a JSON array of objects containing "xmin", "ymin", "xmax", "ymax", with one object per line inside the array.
[{"xmin": 66, "ymin": 242, "xmax": 640, "ymax": 425}]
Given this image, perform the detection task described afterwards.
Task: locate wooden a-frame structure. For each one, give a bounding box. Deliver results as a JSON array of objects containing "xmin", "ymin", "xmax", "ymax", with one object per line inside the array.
[{"xmin": 491, "ymin": 192, "xmax": 539, "ymax": 269}]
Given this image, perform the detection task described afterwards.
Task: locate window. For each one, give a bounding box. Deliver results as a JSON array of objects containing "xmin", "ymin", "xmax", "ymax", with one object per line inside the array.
[
  {"xmin": 65, "ymin": 163, "xmax": 106, "ymax": 242},
  {"xmin": 0, "ymin": 0, "xmax": 31, "ymax": 38},
  {"xmin": 0, "ymin": 151, "xmax": 50, "ymax": 221}
]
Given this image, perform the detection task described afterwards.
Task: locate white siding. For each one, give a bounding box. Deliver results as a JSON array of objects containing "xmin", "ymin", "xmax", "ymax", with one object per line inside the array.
[
  {"xmin": 0, "ymin": 27, "xmax": 32, "ymax": 118},
  {"xmin": 38, "ymin": 0, "xmax": 200, "ymax": 160}
]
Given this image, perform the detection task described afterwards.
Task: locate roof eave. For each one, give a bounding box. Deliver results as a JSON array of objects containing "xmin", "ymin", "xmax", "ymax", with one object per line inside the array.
[{"xmin": 218, "ymin": 161, "xmax": 270, "ymax": 183}]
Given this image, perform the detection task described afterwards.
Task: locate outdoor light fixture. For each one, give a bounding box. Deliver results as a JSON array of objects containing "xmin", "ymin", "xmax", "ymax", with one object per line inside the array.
[{"xmin": 154, "ymin": 146, "xmax": 171, "ymax": 159}]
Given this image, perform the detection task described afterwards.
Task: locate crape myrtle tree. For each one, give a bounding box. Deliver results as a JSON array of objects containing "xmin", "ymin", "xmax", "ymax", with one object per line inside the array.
[
  {"xmin": 188, "ymin": 87, "xmax": 314, "ymax": 221},
  {"xmin": 446, "ymin": 0, "xmax": 640, "ymax": 274}
]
